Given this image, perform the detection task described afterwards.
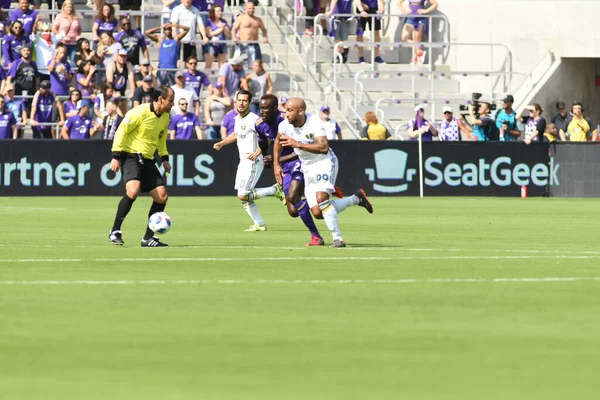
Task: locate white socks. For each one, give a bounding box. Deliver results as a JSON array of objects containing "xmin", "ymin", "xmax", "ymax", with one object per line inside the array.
[
  {"xmin": 243, "ymin": 201, "xmax": 264, "ymax": 226},
  {"xmin": 251, "ymin": 186, "xmax": 276, "ymax": 201},
  {"xmin": 331, "ymin": 195, "xmax": 358, "ymax": 214},
  {"xmin": 320, "ymin": 200, "xmax": 342, "ymax": 241}
]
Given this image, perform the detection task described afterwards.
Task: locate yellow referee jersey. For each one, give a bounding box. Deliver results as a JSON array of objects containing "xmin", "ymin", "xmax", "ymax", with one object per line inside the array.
[{"xmin": 111, "ymin": 103, "xmax": 170, "ymax": 159}]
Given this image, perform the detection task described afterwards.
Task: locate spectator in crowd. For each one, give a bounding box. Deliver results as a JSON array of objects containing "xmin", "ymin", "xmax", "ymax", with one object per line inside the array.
[
  {"xmin": 119, "ymin": 0, "xmax": 141, "ymax": 30},
  {"xmin": 398, "ymin": 0, "xmax": 438, "ymax": 64},
  {"xmin": 76, "ymin": 60, "xmax": 97, "ymax": 98},
  {"xmin": 361, "ymin": 111, "xmax": 391, "ymax": 140},
  {"xmin": 468, "ymin": 102, "xmax": 495, "ymax": 141},
  {"xmin": 301, "ymin": 0, "xmax": 318, "ymax": 37},
  {"xmin": 171, "ymin": 70, "xmax": 200, "ymax": 116},
  {"xmin": 94, "ymin": 83, "xmax": 116, "ymax": 122},
  {"xmin": 74, "ymin": 38, "xmax": 103, "ymax": 69},
  {"xmin": 0, "ymin": 67, "xmax": 5, "ymax": 94},
  {"xmin": 219, "ymin": 54, "xmax": 247, "ymax": 98},
  {"xmin": 9, "ymin": 0, "xmax": 38, "ymax": 36},
  {"xmin": 32, "ymin": 22, "xmax": 65, "ymax": 82},
  {"xmin": 495, "ymin": 94, "xmax": 520, "ymax": 141},
  {"xmin": 184, "ymin": 56, "xmax": 212, "ymax": 97},
  {"xmin": 3, "ymin": 83, "xmax": 27, "ymax": 138},
  {"xmin": 161, "ymin": 0, "xmax": 182, "ymax": 24},
  {"xmin": 319, "ymin": 105, "xmax": 342, "ymax": 140},
  {"xmin": 278, "ymin": 96, "xmax": 288, "ymax": 113},
  {"xmin": 47, "ymin": 44, "xmax": 72, "ymax": 99},
  {"xmin": 64, "ymin": 89, "xmax": 82, "ymax": 117},
  {"xmin": 170, "ymin": 0, "xmax": 209, "ymax": 60},
  {"xmin": 3, "ymin": 20, "xmax": 30, "ymax": 68},
  {"xmin": 97, "ymin": 32, "xmax": 122, "ymax": 67},
  {"xmin": 7, "ymin": 44, "xmax": 38, "ymax": 109},
  {"xmin": 567, "ymin": 102, "xmax": 595, "ymax": 142},
  {"xmin": 408, "ymin": 105, "xmax": 436, "ymax": 140},
  {"xmin": 134, "ymin": 58, "xmax": 155, "ymax": 87},
  {"xmin": 61, "ymin": 99, "xmax": 94, "ymax": 140},
  {"xmin": 106, "ymin": 49, "xmax": 135, "ymax": 100},
  {"xmin": 355, "ymin": 0, "xmax": 385, "ymax": 64},
  {"xmin": 231, "ymin": 2, "xmax": 268, "ymax": 68},
  {"xmin": 0, "ymin": 96, "xmax": 18, "ymax": 140},
  {"xmin": 204, "ymin": 81, "xmax": 231, "ymax": 140},
  {"xmin": 146, "ymin": 23, "xmax": 189, "ymax": 86},
  {"xmin": 544, "ymin": 123, "xmax": 559, "ymax": 143},
  {"xmin": 203, "ymin": 5, "xmax": 230, "ymax": 69},
  {"xmin": 132, "ymin": 75, "xmax": 156, "ymax": 107},
  {"xmin": 92, "ymin": 3, "xmax": 119, "ymax": 45},
  {"xmin": 220, "ymin": 107, "xmax": 236, "ymax": 139},
  {"xmin": 438, "ymin": 105, "xmax": 462, "ymax": 141},
  {"xmin": 115, "ymin": 16, "xmax": 149, "ymax": 67},
  {"xmin": 31, "ymin": 80, "xmax": 65, "ymax": 139},
  {"xmin": 98, "ymin": 97, "xmax": 123, "ymax": 140},
  {"xmin": 33, "ymin": 0, "xmax": 61, "ymax": 10},
  {"xmin": 169, "ymin": 97, "xmax": 202, "ymax": 139},
  {"xmin": 247, "ymin": 59, "xmax": 273, "ymax": 113},
  {"xmin": 52, "ymin": 0, "xmax": 81, "ymax": 66},
  {"xmin": 517, "ymin": 103, "xmax": 546, "ymax": 145},
  {"xmin": 91, "ymin": 0, "xmax": 106, "ymax": 12},
  {"xmin": 551, "ymin": 101, "xmax": 571, "ymax": 141},
  {"xmin": 326, "ymin": 0, "xmax": 353, "ymax": 63}
]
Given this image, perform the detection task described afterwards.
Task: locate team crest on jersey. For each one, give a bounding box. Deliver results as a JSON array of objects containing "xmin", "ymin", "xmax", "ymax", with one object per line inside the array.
[
  {"xmin": 241, "ymin": 124, "xmax": 247, "ymax": 131},
  {"xmin": 306, "ymin": 133, "xmax": 314, "ymax": 139}
]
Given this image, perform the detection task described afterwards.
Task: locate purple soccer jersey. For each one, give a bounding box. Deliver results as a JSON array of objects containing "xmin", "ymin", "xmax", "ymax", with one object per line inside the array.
[
  {"xmin": 66, "ymin": 114, "xmax": 92, "ymax": 140},
  {"xmin": 0, "ymin": 111, "xmax": 17, "ymax": 139},
  {"xmin": 221, "ymin": 109, "xmax": 236, "ymax": 136},
  {"xmin": 169, "ymin": 112, "xmax": 200, "ymax": 140},
  {"xmin": 33, "ymin": 93, "xmax": 55, "ymax": 126},
  {"xmin": 184, "ymin": 70, "xmax": 211, "ymax": 97}
]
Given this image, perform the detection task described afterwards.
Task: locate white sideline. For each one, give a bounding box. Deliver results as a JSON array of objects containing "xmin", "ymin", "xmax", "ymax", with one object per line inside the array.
[{"xmin": 1, "ymin": 277, "xmax": 599, "ymax": 285}]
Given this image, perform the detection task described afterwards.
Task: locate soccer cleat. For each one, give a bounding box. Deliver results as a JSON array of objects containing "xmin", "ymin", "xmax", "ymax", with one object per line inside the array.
[
  {"xmin": 141, "ymin": 236, "xmax": 168, "ymax": 247},
  {"xmin": 108, "ymin": 230, "xmax": 124, "ymax": 246},
  {"xmin": 355, "ymin": 189, "xmax": 374, "ymax": 214},
  {"xmin": 330, "ymin": 239, "xmax": 346, "ymax": 248},
  {"xmin": 306, "ymin": 236, "xmax": 325, "ymax": 247},
  {"xmin": 333, "ymin": 185, "xmax": 344, "ymax": 198},
  {"xmin": 244, "ymin": 224, "xmax": 267, "ymax": 232},
  {"xmin": 273, "ymin": 183, "xmax": 286, "ymax": 205}
]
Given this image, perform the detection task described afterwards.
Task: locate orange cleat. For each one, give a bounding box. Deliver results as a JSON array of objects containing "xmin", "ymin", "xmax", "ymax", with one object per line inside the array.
[
  {"xmin": 333, "ymin": 185, "xmax": 344, "ymax": 198},
  {"xmin": 306, "ymin": 236, "xmax": 325, "ymax": 247}
]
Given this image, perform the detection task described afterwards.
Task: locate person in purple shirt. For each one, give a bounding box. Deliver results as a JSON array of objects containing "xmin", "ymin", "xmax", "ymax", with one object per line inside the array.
[
  {"xmin": 399, "ymin": 0, "xmax": 439, "ymax": 64},
  {"xmin": 355, "ymin": 0, "xmax": 385, "ymax": 64},
  {"xmin": 220, "ymin": 108, "xmax": 236, "ymax": 138},
  {"xmin": 0, "ymin": 97, "xmax": 18, "ymax": 139},
  {"xmin": 169, "ymin": 98, "xmax": 202, "ymax": 139},
  {"xmin": 407, "ymin": 105, "xmax": 437, "ymax": 140},
  {"xmin": 8, "ymin": 44, "xmax": 38, "ymax": 109},
  {"xmin": 256, "ymin": 94, "xmax": 324, "ymax": 246},
  {"xmin": 61, "ymin": 99, "xmax": 94, "ymax": 140},
  {"xmin": 114, "ymin": 15, "xmax": 149, "ymax": 66},
  {"xmin": 3, "ymin": 20, "xmax": 31, "ymax": 68},
  {"xmin": 47, "ymin": 44, "xmax": 72, "ymax": 97},
  {"xmin": 30, "ymin": 80, "xmax": 65, "ymax": 139},
  {"xmin": 9, "ymin": 0, "xmax": 38, "ymax": 36},
  {"xmin": 64, "ymin": 89, "xmax": 82, "ymax": 117},
  {"xmin": 184, "ymin": 56, "xmax": 213, "ymax": 96},
  {"xmin": 92, "ymin": 3, "xmax": 119, "ymax": 44}
]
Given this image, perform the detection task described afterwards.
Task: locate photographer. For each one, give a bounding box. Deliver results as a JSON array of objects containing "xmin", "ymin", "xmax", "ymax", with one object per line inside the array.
[
  {"xmin": 468, "ymin": 102, "xmax": 497, "ymax": 141},
  {"xmin": 495, "ymin": 95, "xmax": 520, "ymax": 141}
]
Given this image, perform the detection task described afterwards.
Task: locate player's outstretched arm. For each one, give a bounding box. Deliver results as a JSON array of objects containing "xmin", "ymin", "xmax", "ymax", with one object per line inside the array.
[
  {"xmin": 280, "ymin": 135, "xmax": 329, "ymax": 154},
  {"xmin": 213, "ymin": 132, "xmax": 237, "ymax": 150}
]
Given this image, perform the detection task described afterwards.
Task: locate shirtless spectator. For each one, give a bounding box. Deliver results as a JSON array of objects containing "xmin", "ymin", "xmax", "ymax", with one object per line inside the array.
[{"xmin": 231, "ymin": 2, "xmax": 268, "ymax": 68}]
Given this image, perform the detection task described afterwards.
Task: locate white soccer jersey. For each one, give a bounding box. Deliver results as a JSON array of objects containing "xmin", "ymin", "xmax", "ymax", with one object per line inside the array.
[
  {"xmin": 279, "ymin": 114, "xmax": 332, "ymax": 165},
  {"xmin": 234, "ymin": 111, "xmax": 261, "ymax": 160}
]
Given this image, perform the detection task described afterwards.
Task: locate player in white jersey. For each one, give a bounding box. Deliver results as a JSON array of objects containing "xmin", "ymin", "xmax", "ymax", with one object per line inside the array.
[
  {"xmin": 213, "ymin": 90, "xmax": 284, "ymax": 231},
  {"xmin": 274, "ymin": 98, "xmax": 373, "ymax": 247}
]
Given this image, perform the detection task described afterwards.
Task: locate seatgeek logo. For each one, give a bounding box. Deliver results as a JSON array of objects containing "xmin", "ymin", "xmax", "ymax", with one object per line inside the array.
[{"xmin": 365, "ymin": 149, "xmax": 560, "ymax": 193}]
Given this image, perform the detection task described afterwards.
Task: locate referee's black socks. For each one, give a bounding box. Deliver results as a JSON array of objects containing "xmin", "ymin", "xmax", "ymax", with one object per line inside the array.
[
  {"xmin": 112, "ymin": 195, "xmax": 136, "ymax": 232},
  {"xmin": 143, "ymin": 201, "xmax": 166, "ymax": 240}
]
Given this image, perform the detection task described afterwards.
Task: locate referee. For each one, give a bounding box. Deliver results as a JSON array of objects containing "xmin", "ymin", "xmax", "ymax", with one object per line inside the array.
[{"xmin": 108, "ymin": 86, "xmax": 175, "ymax": 247}]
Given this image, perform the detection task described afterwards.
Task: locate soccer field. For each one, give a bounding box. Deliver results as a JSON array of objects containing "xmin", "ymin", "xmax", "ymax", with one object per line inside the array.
[{"xmin": 1, "ymin": 196, "xmax": 599, "ymax": 399}]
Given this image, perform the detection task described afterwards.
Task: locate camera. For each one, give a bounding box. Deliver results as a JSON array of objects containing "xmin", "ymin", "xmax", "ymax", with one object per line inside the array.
[{"xmin": 459, "ymin": 93, "xmax": 497, "ymax": 119}]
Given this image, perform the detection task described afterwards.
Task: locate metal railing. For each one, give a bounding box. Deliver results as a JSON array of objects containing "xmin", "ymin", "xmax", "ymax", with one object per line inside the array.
[{"xmin": 313, "ymin": 12, "xmax": 451, "ymax": 71}]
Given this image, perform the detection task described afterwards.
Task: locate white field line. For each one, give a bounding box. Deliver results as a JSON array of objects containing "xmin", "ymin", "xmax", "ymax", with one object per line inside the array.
[
  {"xmin": 0, "ymin": 206, "xmax": 68, "ymax": 211},
  {"xmin": 0, "ymin": 255, "xmax": 600, "ymax": 263},
  {"xmin": 1, "ymin": 277, "xmax": 600, "ymax": 285}
]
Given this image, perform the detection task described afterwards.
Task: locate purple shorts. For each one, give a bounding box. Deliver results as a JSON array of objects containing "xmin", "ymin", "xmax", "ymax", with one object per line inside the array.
[
  {"xmin": 281, "ymin": 159, "xmax": 303, "ymax": 195},
  {"xmin": 406, "ymin": 17, "xmax": 428, "ymax": 33}
]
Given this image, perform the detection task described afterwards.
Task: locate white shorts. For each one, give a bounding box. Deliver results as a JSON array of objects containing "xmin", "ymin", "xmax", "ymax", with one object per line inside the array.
[
  {"xmin": 235, "ymin": 157, "xmax": 264, "ymax": 196},
  {"xmin": 302, "ymin": 155, "xmax": 338, "ymax": 208}
]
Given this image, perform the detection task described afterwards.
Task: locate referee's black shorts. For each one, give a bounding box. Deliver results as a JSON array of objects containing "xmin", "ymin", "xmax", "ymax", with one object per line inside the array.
[
  {"xmin": 359, "ymin": 9, "xmax": 382, "ymax": 32},
  {"xmin": 120, "ymin": 153, "xmax": 165, "ymax": 193}
]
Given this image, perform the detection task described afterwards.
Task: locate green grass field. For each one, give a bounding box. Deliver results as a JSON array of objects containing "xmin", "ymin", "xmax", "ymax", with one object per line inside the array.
[{"xmin": 1, "ymin": 196, "xmax": 600, "ymax": 399}]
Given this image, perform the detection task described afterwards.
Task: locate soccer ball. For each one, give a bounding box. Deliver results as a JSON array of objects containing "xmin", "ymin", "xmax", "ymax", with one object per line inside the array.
[{"xmin": 148, "ymin": 212, "xmax": 171, "ymax": 234}]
